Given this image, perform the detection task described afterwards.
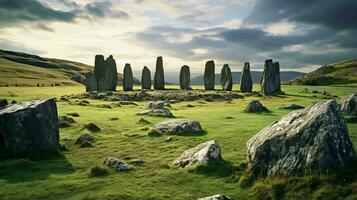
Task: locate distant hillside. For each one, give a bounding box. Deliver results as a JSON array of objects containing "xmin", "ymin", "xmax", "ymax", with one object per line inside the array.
[
  {"xmin": 291, "ymin": 59, "xmax": 357, "ymax": 85},
  {"xmin": 190, "ymin": 71, "xmax": 305, "ymax": 85},
  {"xmin": 0, "ymin": 49, "xmax": 139, "ymax": 86}
]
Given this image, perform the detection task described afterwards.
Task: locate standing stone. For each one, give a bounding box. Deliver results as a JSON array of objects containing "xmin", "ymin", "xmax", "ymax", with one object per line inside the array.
[
  {"xmin": 247, "ymin": 100, "xmax": 356, "ymax": 177},
  {"xmin": 94, "ymin": 55, "xmax": 106, "ymax": 83},
  {"xmin": 240, "ymin": 62, "xmax": 252, "ymax": 93},
  {"xmin": 0, "ymin": 99, "xmax": 59, "ymax": 155},
  {"xmin": 105, "ymin": 55, "xmax": 118, "ymax": 91},
  {"xmin": 123, "ymin": 63, "xmax": 133, "ymax": 91},
  {"xmin": 261, "ymin": 59, "xmax": 280, "ymax": 95},
  {"xmin": 141, "ymin": 66, "xmax": 152, "ymax": 90},
  {"xmin": 86, "ymin": 55, "xmax": 117, "ymax": 92},
  {"xmin": 221, "ymin": 64, "xmax": 232, "ymax": 91},
  {"xmin": 180, "ymin": 65, "xmax": 190, "ymax": 90},
  {"xmin": 154, "ymin": 56, "xmax": 165, "ymax": 90},
  {"xmin": 204, "ymin": 60, "xmax": 215, "ymax": 90},
  {"xmin": 85, "ymin": 73, "xmax": 98, "ymax": 92}
]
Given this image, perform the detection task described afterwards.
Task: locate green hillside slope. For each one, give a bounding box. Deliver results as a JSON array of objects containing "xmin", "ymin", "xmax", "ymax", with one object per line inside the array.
[{"xmin": 291, "ymin": 59, "xmax": 357, "ymax": 85}]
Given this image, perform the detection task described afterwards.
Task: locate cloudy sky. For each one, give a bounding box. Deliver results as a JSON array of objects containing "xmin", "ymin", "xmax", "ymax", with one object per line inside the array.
[{"xmin": 0, "ymin": 0, "xmax": 356, "ymax": 77}]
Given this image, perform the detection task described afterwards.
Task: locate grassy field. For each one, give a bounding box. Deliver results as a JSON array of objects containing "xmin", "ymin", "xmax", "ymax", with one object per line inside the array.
[{"xmin": 0, "ymin": 84, "xmax": 356, "ymax": 200}]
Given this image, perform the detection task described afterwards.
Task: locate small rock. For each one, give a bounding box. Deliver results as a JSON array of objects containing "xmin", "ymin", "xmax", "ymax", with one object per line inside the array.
[
  {"xmin": 83, "ymin": 123, "xmax": 101, "ymax": 132},
  {"xmin": 104, "ymin": 157, "xmax": 131, "ymax": 171},
  {"xmin": 75, "ymin": 133, "xmax": 94, "ymax": 145},
  {"xmin": 279, "ymin": 104, "xmax": 305, "ymax": 110},
  {"xmin": 245, "ymin": 100, "xmax": 268, "ymax": 112},
  {"xmin": 154, "ymin": 119, "xmax": 203, "ymax": 135},
  {"xmin": 198, "ymin": 194, "xmax": 232, "ymax": 200},
  {"xmin": 137, "ymin": 108, "xmax": 174, "ymax": 118},
  {"xmin": 130, "ymin": 159, "xmax": 145, "ymax": 165},
  {"xmin": 109, "ymin": 117, "xmax": 119, "ymax": 121},
  {"xmin": 172, "ymin": 140, "xmax": 221, "ymax": 168},
  {"xmin": 147, "ymin": 101, "xmax": 166, "ymax": 109},
  {"xmin": 186, "ymin": 104, "xmax": 194, "ymax": 107}
]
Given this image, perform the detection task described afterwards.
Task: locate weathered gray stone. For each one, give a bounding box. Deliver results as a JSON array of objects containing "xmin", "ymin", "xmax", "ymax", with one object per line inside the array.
[
  {"xmin": 154, "ymin": 56, "xmax": 165, "ymax": 90},
  {"xmin": 123, "ymin": 63, "xmax": 133, "ymax": 91},
  {"xmin": 94, "ymin": 55, "xmax": 106, "ymax": 82},
  {"xmin": 75, "ymin": 133, "xmax": 94, "ymax": 145},
  {"xmin": 245, "ymin": 100, "xmax": 268, "ymax": 112},
  {"xmin": 147, "ymin": 101, "xmax": 166, "ymax": 109},
  {"xmin": 247, "ymin": 100, "xmax": 356, "ymax": 176},
  {"xmin": 141, "ymin": 66, "xmax": 152, "ymax": 90},
  {"xmin": 85, "ymin": 73, "xmax": 98, "ymax": 92},
  {"xmin": 154, "ymin": 119, "xmax": 203, "ymax": 135},
  {"xmin": 0, "ymin": 99, "xmax": 59, "ymax": 155},
  {"xmin": 172, "ymin": 140, "xmax": 221, "ymax": 168},
  {"xmin": 58, "ymin": 116, "xmax": 76, "ymax": 128},
  {"xmin": 99, "ymin": 55, "xmax": 117, "ymax": 91},
  {"xmin": 240, "ymin": 62, "xmax": 252, "ymax": 93},
  {"xmin": 204, "ymin": 60, "xmax": 215, "ymax": 90},
  {"xmin": 341, "ymin": 93, "xmax": 357, "ymax": 116},
  {"xmin": 137, "ymin": 108, "xmax": 174, "ymax": 118},
  {"xmin": 221, "ymin": 64, "xmax": 232, "ymax": 91},
  {"xmin": 104, "ymin": 157, "xmax": 131, "ymax": 171},
  {"xmin": 261, "ymin": 59, "xmax": 281, "ymax": 95},
  {"xmin": 180, "ymin": 65, "xmax": 191, "ymax": 90},
  {"xmin": 273, "ymin": 62, "xmax": 281, "ymax": 92},
  {"xmin": 198, "ymin": 194, "xmax": 232, "ymax": 200}
]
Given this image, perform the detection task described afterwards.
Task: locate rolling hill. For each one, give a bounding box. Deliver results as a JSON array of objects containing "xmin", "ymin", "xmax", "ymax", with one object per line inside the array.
[
  {"xmin": 291, "ymin": 59, "xmax": 357, "ymax": 85},
  {"xmin": 190, "ymin": 71, "xmax": 305, "ymax": 85},
  {"xmin": 0, "ymin": 49, "xmax": 129, "ymax": 86}
]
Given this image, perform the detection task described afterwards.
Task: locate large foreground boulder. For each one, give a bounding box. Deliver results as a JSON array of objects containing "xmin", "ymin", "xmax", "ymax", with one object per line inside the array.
[
  {"xmin": 180, "ymin": 65, "xmax": 190, "ymax": 90},
  {"xmin": 123, "ymin": 63, "xmax": 133, "ymax": 91},
  {"xmin": 154, "ymin": 119, "xmax": 203, "ymax": 135},
  {"xmin": 141, "ymin": 66, "xmax": 152, "ymax": 90},
  {"xmin": 154, "ymin": 56, "xmax": 165, "ymax": 90},
  {"xmin": 204, "ymin": 60, "xmax": 215, "ymax": 90},
  {"xmin": 172, "ymin": 140, "xmax": 221, "ymax": 168},
  {"xmin": 240, "ymin": 62, "xmax": 252, "ymax": 93},
  {"xmin": 221, "ymin": 64, "xmax": 232, "ymax": 91},
  {"xmin": 247, "ymin": 100, "xmax": 356, "ymax": 176},
  {"xmin": 341, "ymin": 93, "xmax": 357, "ymax": 116},
  {"xmin": 0, "ymin": 99, "xmax": 59, "ymax": 155}
]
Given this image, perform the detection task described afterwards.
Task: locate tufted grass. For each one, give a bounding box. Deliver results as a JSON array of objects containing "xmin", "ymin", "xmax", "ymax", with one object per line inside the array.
[{"xmin": 0, "ymin": 84, "xmax": 356, "ymax": 200}]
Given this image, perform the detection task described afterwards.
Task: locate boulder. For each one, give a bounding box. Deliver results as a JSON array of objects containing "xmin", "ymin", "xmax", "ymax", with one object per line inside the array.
[
  {"xmin": 172, "ymin": 140, "xmax": 221, "ymax": 168},
  {"xmin": 245, "ymin": 100, "xmax": 268, "ymax": 112},
  {"xmin": 103, "ymin": 157, "xmax": 131, "ymax": 171},
  {"xmin": 0, "ymin": 99, "xmax": 8, "ymax": 109},
  {"xmin": 221, "ymin": 64, "xmax": 232, "ymax": 91},
  {"xmin": 198, "ymin": 194, "xmax": 232, "ymax": 200},
  {"xmin": 147, "ymin": 101, "xmax": 166, "ymax": 109},
  {"xmin": 341, "ymin": 93, "xmax": 357, "ymax": 116},
  {"xmin": 137, "ymin": 108, "xmax": 174, "ymax": 118},
  {"xmin": 123, "ymin": 63, "xmax": 134, "ymax": 91},
  {"xmin": 154, "ymin": 119, "xmax": 203, "ymax": 135},
  {"xmin": 83, "ymin": 123, "xmax": 101, "ymax": 132},
  {"xmin": 58, "ymin": 116, "xmax": 76, "ymax": 128},
  {"xmin": 279, "ymin": 104, "xmax": 305, "ymax": 110},
  {"xmin": 75, "ymin": 133, "xmax": 94, "ymax": 145},
  {"xmin": 180, "ymin": 65, "xmax": 191, "ymax": 90},
  {"xmin": 0, "ymin": 99, "xmax": 59, "ymax": 155},
  {"xmin": 204, "ymin": 60, "xmax": 215, "ymax": 90},
  {"xmin": 261, "ymin": 59, "xmax": 281, "ymax": 95},
  {"xmin": 247, "ymin": 100, "xmax": 356, "ymax": 176},
  {"xmin": 141, "ymin": 66, "xmax": 152, "ymax": 90},
  {"xmin": 240, "ymin": 62, "xmax": 252, "ymax": 93},
  {"xmin": 154, "ymin": 56, "xmax": 165, "ymax": 90}
]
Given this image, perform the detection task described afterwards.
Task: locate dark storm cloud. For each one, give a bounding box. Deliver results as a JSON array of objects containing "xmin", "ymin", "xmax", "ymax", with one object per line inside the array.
[
  {"xmin": 245, "ymin": 0, "xmax": 357, "ymax": 30},
  {"xmin": 84, "ymin": 1, "xmax": 129, "ymax": 19}
]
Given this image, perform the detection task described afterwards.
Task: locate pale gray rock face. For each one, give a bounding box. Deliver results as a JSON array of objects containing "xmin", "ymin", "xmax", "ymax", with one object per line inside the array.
[
  {"xmin": 341, "ymin": 93, "xmax": 357, "ymax": 116},
  {"xmin": 141, "ymin": 66, "xmax": 152, "ymax": 90},
  {"xmin": 85, "ymin": 73, "xmax": 98, "ymax": 92},
  {"xmin": 0, "ymin": 99, "xmax": 59, "ymax": 155},
  {"xmin": 198, "ymin": 194, "xmax": 232, "ymax": 200},
  {"xmin": 247, "ymin": 100, "xmax": 356, "ymax": 177},
  {"xmin": 245, "ymin": 100, "xmax": 268, "ymax": 112},
  {"xmin": 204, "ymin": 60, "xmax": 215, "ymax": 90},
  {"xmin": 180, "ymin": 65, "xmax": 191, "ymax": 90},
  {"xmin": 154, "ymin": 56, "xmax": 165, "ymax": 90},
  {"xmin": 137, "ymin": 108, "xmax": 174, "ymax": 117},
  {"xmin": 147, "ymin": 101, "xmax": 166, "ymax": 109},
  {"xmin": 172, "ymin": 140, "xmax": 221, "ymax": 168},
  {"xmin": 261, "ymin": 59, "xmax": 281, "ymax": 95},
  {"xmin": 104, "ymin": 157, "xmax": 131, "ymax": 171},
  {"xmin": 221, "ymin": 64, "xmax": 232, "ymax": 91},
  {"xmin": 154, "ymin": 119, "xmax": 203, "ymax": 135},
  {"xmin": 123, "ymin": 63, "xmax": 133, "ymax": 91},
  {"xmin": 240, "ymin": 62, "xmax": 252, "ymax": 93}
]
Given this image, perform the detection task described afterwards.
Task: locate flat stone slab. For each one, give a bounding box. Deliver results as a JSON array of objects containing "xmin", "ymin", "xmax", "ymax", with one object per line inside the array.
[
  {"xmin": 154, "ymin": 119, "xmax": 203, "ymax": 135},
  {"xmin": 137, "ymin": 108, "xmax": 174, "ymax": 118}
]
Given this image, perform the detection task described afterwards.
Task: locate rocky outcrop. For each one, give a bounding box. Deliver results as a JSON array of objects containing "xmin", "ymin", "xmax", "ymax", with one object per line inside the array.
[
  {"xmin": 104, "ymin": 157, "xmax": 131, "ymax": 171},
  {"xmin": 154, "ymin": 56, "xmax": 165, "ymax": 90},
  {"xmin": 172, "ymin": 140, "xmax": 221, "ymax": 168},
  {"xmin": 221, "ymin": 64, "xmax": 232, "ymax": 91},
  {"xmin": 198, "ymin": 194, "xmax": 232, "ymax": 200},
  {"xmin": 261, "ymin": 59, "xmax": 281, "ymax": 95},
  {"xmin": 204, "ymin": 60, "xmax": 215, "ymax": 90},
  {"xmin": 341, "ymin": 93, "xmax": 357, "ymax": 116},
  {"xmin": 154, "ymin": 119, "xmax": 203, "ymax": 135},
  {"xmin": 85, "ymin": 55, "xmax": 118, "ymax": 92},
  {"xmin": 240, "ymin": 62, "xmax": 252, "ymax": 93},
  {"xmin": 180, "ymin": 65, "xmax": 190, "ymax": 90},
  {"xmin": 0, "ymin": 99, "xmax": 59, "ymax": 155},
  {"xmin": 245, "ymin": 100, "xmax": 268, "ymax": 112},
  {"xmin": 123, "ymin": 63, "xmax": 133, "ymax": 91},
  {"xmin": 141, "ymin": 66, "xmax": 152, "ymax": 90},
  {"xmin": 247, "ymin": 100, "xmax": 356, "ymax": 176}
]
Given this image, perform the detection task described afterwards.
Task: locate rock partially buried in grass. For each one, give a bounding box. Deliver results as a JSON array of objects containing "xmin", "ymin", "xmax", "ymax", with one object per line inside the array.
[
  {"xmin": 245, "ymin": 100, "xmax": 268, "ymax": 112},
  {"xmin": 198, "ymin": 194, "xmax": 232, "ymax": 200},
  {"xmin": 279, "ymin": 104, "xmax": 305, "ymax": 110},
  {"xmin": 137, "ymin": 108, "xmax": 174, "ymax": 118},
  {"xmin": 247, "ymin": 100, "xmax": 356, "ymax": 177},
  {"xmin": 104, "ymin": 157, "xmax": 131, "ymax": 171},
  {"xmin": 172, "ymin": 140, "xmax": 221, "ymax": 168},
  {"xmin": 83, "ymin": 123, "xmax": 101, "ymax": 132},
  {"xmin": 75, "ymin": 133, "xmax": 94, "ymax": 146},
  {"xmin": 147, "ymin": 101, "xmax": 166, "ymax": 109},
  {"xmin": 58, "ymin": 116, "xmax": 76, "ymax": 128},
  {"xmin": 154, "ymin": 119, "xmax": 203, "ymax": 135}
]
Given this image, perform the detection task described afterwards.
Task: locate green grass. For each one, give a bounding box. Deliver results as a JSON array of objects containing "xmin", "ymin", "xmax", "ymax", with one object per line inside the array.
[{"xmin": 0, "ymin": 84, "xmax": 356, "ymax": 200}]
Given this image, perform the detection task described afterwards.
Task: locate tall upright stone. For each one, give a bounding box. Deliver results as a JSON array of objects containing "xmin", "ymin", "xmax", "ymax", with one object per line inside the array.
[
  {"xmin": 240, "ymin": 62, "xmax": 252, "ymax": 93},
  {"xmin": 204, "ymin": 60, "xmax": 215, "ymax": 90},
  {"xmin": 154, "ymin": 56, "xmax": 165, "ymax": 90},
  {"xmin": 221, "ymin": 64, "xmax": 232, "ymax": 91},
  {"xmin": 94, "ymin": 55, "xmax": 106, "ymax": 83},
  {"xmin": 85, "ymin": 73, "xmax": 98, "ymax": 92},
  {"xmin": 106, "ymin": 55, "xmax": 118, "ymax": 91},
  {"xmin": 180, "ymin": 65, "xmax": 190, "ymax": 90},
  {"xmin": 141, "ymin": 66, "xmax": 152, "ymax": 90},
  {"xmin": 123, "ymin": 63, "xmax": 133, "ymax": 91},
  {"xmin": 261, "ymin": 59, "xmax": 280, "ymax": 95}
]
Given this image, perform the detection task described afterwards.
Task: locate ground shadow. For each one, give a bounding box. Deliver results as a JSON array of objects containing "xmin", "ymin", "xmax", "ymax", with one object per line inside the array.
[{"xmin": 188, "ymin": 160, "xmax": 240, "ymax": 177}]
